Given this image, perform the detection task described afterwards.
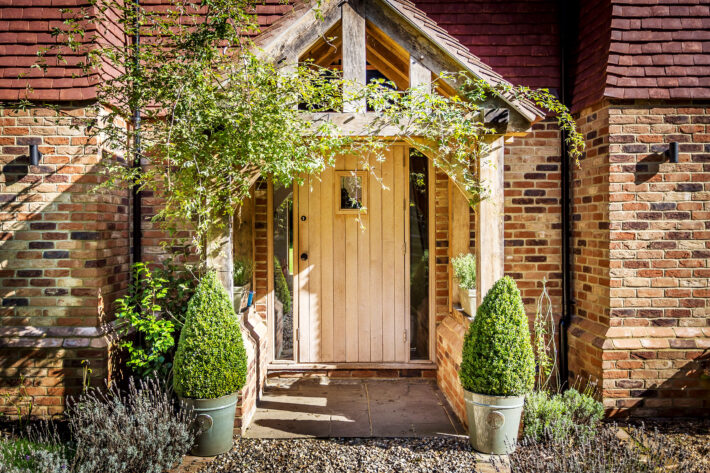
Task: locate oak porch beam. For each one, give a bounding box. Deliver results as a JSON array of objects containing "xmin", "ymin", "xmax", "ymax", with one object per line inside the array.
[
  {"xmin": 475, "ymin": 136, "xmax": 505, "ymax": 303},
  {"xmin": 342, "ymin": 1, "xmax": 367, "ymax": 113}
]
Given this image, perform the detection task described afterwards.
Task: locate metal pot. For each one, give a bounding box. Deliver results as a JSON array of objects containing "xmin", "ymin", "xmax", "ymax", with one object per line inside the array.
[
  {"xmin": 233, "ymin": 285, "xmax": 247, "ymax": 311},
  {"xmin": 463, "ymin": 390, "xmax": 524, "ymax": 454},
  {"xmin": 180, "ymin": 392, "xmax": 238, "ymax": 457},
  {"xmin": 459, "ymin": 288, "xmax": 477, "ymax": 317}
]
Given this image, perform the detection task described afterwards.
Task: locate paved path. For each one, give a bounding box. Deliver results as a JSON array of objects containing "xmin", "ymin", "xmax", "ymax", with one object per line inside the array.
[
  {"xmin": 172, "ymin": 377, "xmax": 476, "ymax": 473},
  {"xmin": 245, "ymin": 377, "xmax": 465, "ymax": 438}
]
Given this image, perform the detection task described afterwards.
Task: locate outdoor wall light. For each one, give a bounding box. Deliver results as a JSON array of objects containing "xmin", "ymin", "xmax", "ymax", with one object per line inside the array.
[
  {"xmin": 29, "ymin": 144, "xmax": 42, "ymax": 166},
  {"xmin": 665, "ymin": 141, "xmax": 678, "ymax": 164}
]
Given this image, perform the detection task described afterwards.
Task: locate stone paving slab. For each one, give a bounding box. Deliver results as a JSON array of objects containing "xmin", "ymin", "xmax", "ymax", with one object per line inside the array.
[{"xmin": 245, "ymin": 377, "xmax": 464, "ymax": 439}]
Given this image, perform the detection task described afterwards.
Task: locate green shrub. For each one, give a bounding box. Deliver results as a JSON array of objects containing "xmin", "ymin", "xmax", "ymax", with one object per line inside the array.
[
  {"xmin": 173, "ymin": 271, "xmax": 248, "ymax": 399},
  {"xmin": 458, "ymin": 276, "xmax": 534, "ymax": 395},
  {"xmin": 233, "ymin": 257, "xmax": 253, "ymax": 287},
  {"xmin": 451, "ymin": 253, "xmax": 476, "ymax": 290},
  {"xmin": 523, "ymin": 388, "xmax": 604, "ymax": 443},
  {"xmin": 115, "ymin": 262, "xmax": 198, "ymax": 380}
]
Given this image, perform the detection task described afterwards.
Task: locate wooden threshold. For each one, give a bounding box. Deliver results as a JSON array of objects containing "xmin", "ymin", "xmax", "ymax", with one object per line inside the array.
[{"xmin": 268, "ymin": 361, "xmax": 436, "ymax": 371}]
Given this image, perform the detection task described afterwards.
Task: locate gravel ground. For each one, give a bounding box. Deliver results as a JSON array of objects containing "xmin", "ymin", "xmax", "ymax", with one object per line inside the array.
[
  {"xmin": 620, "ymin": 417, "xmax": 710, "ymax": 471},
  {"xmin": 201, "ymin": 437, "xmax": 488, "ymax": 473}
]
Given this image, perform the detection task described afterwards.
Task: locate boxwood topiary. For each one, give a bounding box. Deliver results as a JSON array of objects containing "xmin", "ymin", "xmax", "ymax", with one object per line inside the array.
[
  {"xmin": 459, "ymin": 276, "xmax": 535, "ymax": 396},
  {"xmin": 173, "ymin": 271, "xmax": 248, "ymax": 399}
]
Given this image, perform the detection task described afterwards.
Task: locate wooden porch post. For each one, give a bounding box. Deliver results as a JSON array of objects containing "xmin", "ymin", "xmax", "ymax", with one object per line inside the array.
[
  {"xmin": 206, "ymin": 214, "xmax": 234, "ymax": 295},
  {"xmin": 342, "ymin": 1, "xmax": 366, "ymax": 113},
  {"xmin": 476, "ymin": 136, "xmax": 505, "ymax": 302}
]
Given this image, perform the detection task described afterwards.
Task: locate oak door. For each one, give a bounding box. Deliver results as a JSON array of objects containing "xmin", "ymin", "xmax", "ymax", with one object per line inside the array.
[{"xmin": 296, "ymin": 146, "xmax": 410, "ymax": 363}]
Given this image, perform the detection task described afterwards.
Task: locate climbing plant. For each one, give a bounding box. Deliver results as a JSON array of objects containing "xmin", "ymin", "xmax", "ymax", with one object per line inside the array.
[{"xmin": 35, "ymin": 0, "xmax": 583, "ymax": 258}]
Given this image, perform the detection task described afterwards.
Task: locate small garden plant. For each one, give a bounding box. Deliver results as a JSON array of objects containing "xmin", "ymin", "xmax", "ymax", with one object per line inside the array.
[
  {"xmin": 0, "ymin": 377, "xmax": 196, "ymax": 473},
  {"xmin": 173, "ymin": 271, "xmax": 248, "ymax": 399},
  {"xmin": 459, "ymin": 276, "xmax": 534, "ymax": 395},
  {"xmin": 451, "ymin": 253, "xmax": 476, "ymax": 290},
  {"xmin": 523, "ymin": 388, "xmax": 604, "ymax": 443},
  {"xmin": 233, "ymin": 258, "xmax": 253, "ymax": 287},
  {"xmin": 114, "ymin": 262, "xmax": 198, "ymax": 380}
]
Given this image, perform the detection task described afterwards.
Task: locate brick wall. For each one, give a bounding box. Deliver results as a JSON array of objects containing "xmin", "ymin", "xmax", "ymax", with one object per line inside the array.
[
  {"xmin": 567, "ymin": 100, "xmax": 710, "ymax": 416},
  {"xmin": 568, "ymin": 102, "xmax": 612, "ymax": 385},
  {"xmin": 603, "ymin": 101, "xmax": 710, "ymax": 416},
  {"xmin": 0, "ymin": 105, "xmax": 129, "ymax": 415},
  {"xmin": 504, "ymin": 120, "xmax": 563, "ymax": 317}
]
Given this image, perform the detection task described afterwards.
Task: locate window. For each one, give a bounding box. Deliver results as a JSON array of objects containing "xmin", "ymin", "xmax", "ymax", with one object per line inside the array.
[{"xmin": 336, "ymin": 171, "xmax": 367, "ymax": 213}]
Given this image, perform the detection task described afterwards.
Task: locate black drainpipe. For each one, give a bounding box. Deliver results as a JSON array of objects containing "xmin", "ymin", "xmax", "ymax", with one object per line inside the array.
[
  {"xmin": 131, "ymin": 0, "xmax": 142, "ymax": 267},
  {"xmin": 558, "ymin": 0, "xmax": 576, "ymax": 390}
]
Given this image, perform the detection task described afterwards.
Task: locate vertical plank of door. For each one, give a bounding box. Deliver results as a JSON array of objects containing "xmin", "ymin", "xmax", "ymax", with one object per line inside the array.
[
  {"xmin": 345, "ymin": 155, "xmax": 359, "ymax": 362},
  {"xmin": 320, "ymin": 167, "xmax": 334, "ymax": 362},
  {"xmin": 298, "ymin": 176, "xmax": 310, "ymax": 362},
  {"xmin": 369, "ymin": 154, "xmax": 383, "ymax": 362},
  {"xmin": 333, "ymin": 157, "xmax": 347, "ymax": 362},
  {"xmin": 381, "ymin": 147, "xmax": 395, "ymax": 362},
  {"xmin": 394, "ymin": 145, "xmax": 406, "ymax": 362},
  {"xmin": 357, "ymin": 155, "xmax": 371, "ymax": 362},
  {"xmin": 308, "ymin": 175, "xmax": 322, "ymax": 362}
]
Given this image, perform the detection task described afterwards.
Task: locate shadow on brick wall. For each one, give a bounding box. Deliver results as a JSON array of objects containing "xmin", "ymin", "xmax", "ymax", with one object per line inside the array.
[{"xmin": 1, "ymin": 143, "xmax": 131, "ymax": 417}]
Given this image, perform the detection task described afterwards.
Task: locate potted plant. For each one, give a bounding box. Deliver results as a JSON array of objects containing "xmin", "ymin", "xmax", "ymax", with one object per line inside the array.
[
  {"xmin": 233, "ymin": 257, "xmax": 253, "ymax": 310},
  {"xmin": 173, "ymin": 271, "xmax": 248, "ymax": 456},
  {"xmin": 459, "ymin": 276, "xmax": 535, "ymax": 454},
  {"xmin": 452, "ymin": 253, "xmax": 476, "ymax": 316}
]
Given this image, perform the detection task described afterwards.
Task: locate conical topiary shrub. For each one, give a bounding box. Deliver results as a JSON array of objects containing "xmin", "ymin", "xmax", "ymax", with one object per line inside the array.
[
  {"xmin": 459, "ymin": 276, "xmax": 535, "ymax": 396},
  {"xmin": 173, "ymin": 271, "xmax": 247, "ymax": 399}
]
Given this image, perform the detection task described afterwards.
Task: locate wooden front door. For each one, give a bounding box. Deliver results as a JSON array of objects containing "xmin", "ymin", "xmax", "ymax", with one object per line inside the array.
[{"xmin": 296, "ymin": 146, "xmax": 410, "ymax": 363}]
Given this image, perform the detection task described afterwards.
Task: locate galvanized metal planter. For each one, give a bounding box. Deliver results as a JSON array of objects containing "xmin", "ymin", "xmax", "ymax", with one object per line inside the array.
[
  {"xmin": 233, "ymin": 285, "xmax": 247, "ymax": 311},
  {"xmin": 459, "ymin": 289, "xmax": 477, "ymax": 317},
  {"xmin": 180, "ymin": 392, "xmax": 238, "ymax": 457},
  {"xmin": 463, "ymin": 390, "xmax": 524, "ymax": 454}
]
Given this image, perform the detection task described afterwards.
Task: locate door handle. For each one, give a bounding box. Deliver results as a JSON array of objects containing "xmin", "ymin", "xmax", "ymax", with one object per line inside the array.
[{"xmin": 300, "ymin": 252, "xmax": 308, "ymax": 261}]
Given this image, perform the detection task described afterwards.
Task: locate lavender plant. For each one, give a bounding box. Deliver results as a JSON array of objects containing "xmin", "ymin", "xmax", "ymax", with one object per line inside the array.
[
  {"xmin": 0, "ymin": 422, "xmax": 72, "ymax": 473},
  {"xmin": 68, "ymin": 377, "xmax": 196, "ymax": 473},
  {"xmin": 523, "ymin": 388, "xmax": 603, "ymax": 443},
  {"xmin": 498, "ymin": 423, "xmax": 705, "ymax": 473}
]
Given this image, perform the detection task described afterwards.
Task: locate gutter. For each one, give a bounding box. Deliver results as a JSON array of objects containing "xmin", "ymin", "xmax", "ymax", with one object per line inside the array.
[
  {"xmin": 132, "ymin": 0, "xmax": 142, "ymax": 266},
  {"xmin": 557, "ymin": 0, "xmax": 577, "ymax": 390}
]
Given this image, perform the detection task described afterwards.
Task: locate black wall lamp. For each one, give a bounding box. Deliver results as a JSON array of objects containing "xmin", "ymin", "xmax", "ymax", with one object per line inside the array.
[
  {"xmin": 29, "ymin": 144, "xmax": 42, "ymax": 166},
  {"xmin": 665, "ymin": 141, "xmax": 678, "ymax": 164}
]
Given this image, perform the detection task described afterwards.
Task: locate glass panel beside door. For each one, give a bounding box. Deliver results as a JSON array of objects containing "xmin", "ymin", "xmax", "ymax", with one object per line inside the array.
[
  {"xmin": 409, "ymin": 149, "xmax": 430, "ymax": 360},
  {"xmin": 273, "ymin": 183, "xmax": 294, "ymax": 361}
]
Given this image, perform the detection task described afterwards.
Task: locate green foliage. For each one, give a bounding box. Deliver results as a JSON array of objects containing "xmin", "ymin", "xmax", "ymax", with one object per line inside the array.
[
  {"xmin": 459, "ymin": 276, "xmax": 535, "ymax": 396},
  {"xmin": 451, "ymin": 253, "xmax": 476, "ymax": 290},
  {"xmin": 38, "ymin": 1, "xmax": 584, "ymax": 259},
  {"xmin": 233, "ymin": 257, "xmax": 253, "ymax": 287},
  {"xmin": 522, "ymin": 388, "xmax": 605, "ymax": 443},
  {"xmin": 273, "ymin": 257, "xmax": 292, "ymax": 315},
  {"xmin": 115, "ymin": 263, "xmax": 198, "ymax": 379},
  {"xmin": 173, "ymin": 271, "xmax": 247, "ymax": 399},
  {"xmin": 0, "ymin": 376, "xmax": 33, "ymax": 430},
  {"xmin": 0, "ymin": 436, "xmax": 70, "ymax": 472}
]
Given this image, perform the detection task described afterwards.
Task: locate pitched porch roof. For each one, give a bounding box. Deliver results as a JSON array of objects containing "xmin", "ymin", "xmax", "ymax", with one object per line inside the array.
[{"xmin": 253, "ymin": 0, "xmax": 545, "ymax": 127}]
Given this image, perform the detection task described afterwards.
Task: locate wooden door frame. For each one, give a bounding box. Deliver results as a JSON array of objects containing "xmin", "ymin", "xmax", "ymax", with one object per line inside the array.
[{"xmin": 267, "ymin": 145, "xmax": 436, "ymax": 369}]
